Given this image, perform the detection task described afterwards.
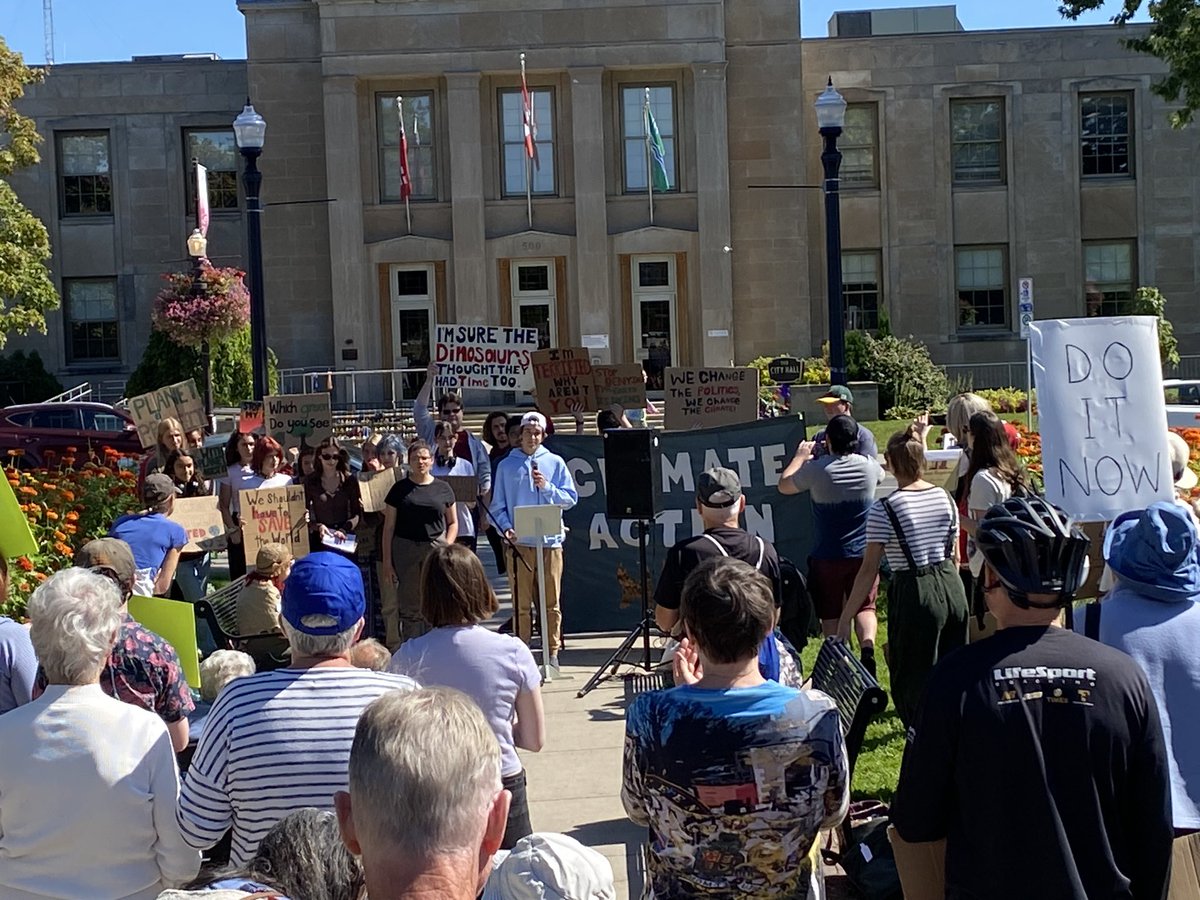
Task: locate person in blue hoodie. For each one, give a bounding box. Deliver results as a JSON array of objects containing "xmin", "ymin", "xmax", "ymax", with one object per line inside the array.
[
  {"xmin": 1077, "ymin": 500, "xmax": 1200, "ymax": 889},
  {"xmin": 491, "ymin": 411, "xmax": 578, "ymax": 674}
]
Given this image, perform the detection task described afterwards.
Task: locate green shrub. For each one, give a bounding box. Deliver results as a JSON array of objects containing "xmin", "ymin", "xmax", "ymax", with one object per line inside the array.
[
  {"xmin": 856, "ymin": 333, "xmax": 951, "ymax": 419},
  {"xmin": 0, "ymin": 350, "xmax": 62, "ymax": 404},
  {"xmin": 1132, "ymin": 286, "xmax": 1179, "ymax": 370},
  {"xmin": 126, "ymin": 327, "xmax": 278, "ymax": 406}
]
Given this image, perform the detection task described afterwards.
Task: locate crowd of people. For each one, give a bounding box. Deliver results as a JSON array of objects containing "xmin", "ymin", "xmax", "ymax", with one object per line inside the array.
[{"xmin": 2, "ymin": 378, "xmax": 1199, "ymax": 899}]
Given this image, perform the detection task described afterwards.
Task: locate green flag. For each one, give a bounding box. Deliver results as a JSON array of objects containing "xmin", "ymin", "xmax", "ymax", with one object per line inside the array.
[{"xmin": 646, "ymin": 106, "xmax": 670, "ymax": 192}]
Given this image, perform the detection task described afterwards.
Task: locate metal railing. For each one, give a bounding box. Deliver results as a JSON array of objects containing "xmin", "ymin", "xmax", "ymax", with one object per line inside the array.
[
  {"xmin": 276, "ymin": 366, "xmax": 429, "ymax": 410},
  {"xmin": 43, "ymin": 380, "xmax": 128, "ymax": 405}
]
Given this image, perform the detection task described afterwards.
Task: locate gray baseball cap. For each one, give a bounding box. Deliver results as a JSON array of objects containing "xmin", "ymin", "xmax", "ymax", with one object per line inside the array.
[{"xmin": 697, "ymin": 467, "xmax": 742, "ymax": 508}]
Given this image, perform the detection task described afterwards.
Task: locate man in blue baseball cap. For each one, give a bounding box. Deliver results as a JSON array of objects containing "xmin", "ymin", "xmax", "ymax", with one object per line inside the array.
[{"xmin": 179, "ymin": 552, "xmax": 420, "ymax": 866}]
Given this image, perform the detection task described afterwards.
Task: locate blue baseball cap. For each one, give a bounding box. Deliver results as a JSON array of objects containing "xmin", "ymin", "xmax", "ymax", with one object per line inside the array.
[{"xmin": 281, "ymin": 552, "xmax": 365, "ymax": 634}]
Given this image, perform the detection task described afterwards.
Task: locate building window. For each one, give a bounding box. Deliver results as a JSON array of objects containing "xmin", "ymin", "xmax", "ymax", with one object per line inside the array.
[
  {"xmin": 950, "ymin": 99, "xmax": 1004, "ymax": 184},
  {"xmin": 622, "ymin": 85, "xmax": 677, "ymax": 193},
  {"xmin": 499, "ymin": 88, "xmax": 555, "ymax": 197},
  {"xmin": 390, "ymin": 264, "xmax": 436, "ymax": 397},
  {"xmin": 841, "ymin": 104, "xmax": 878, "ymax": 188},
  {"xmin": 842, "ymin": 252, "xmax": 881, "ymax": 331},
  {"xmin": 511, "ymin": 260, "xmax": 556, "ymax": 350},
  {"xmin": 185, "ymin": 129, "xmax": 239, "ymax": 211},
  {"xmin": 956, "ymin": 246, "xmax": 1008, "ymax": 330},
  {"xmin": 1081, "ymin": 92, "xmax": 1132, "ymax": 177},
  {"xmin": 632, "ymin": 255, "xmax": 677, "ymax": 390},
  {"xmin": 57, "ymin": 132, "xmax": 112, "ymax": 217},
  {"xmin": 64, "ymin": 278, "xmax": 120, "ymax": 362},
  {"xmin": 1084, "ymin": 241, "xmax": 1135, "ymax": 316},
  {"xmin": 377, "ymin": 93, "xmax": 437, "ymax": 201}
]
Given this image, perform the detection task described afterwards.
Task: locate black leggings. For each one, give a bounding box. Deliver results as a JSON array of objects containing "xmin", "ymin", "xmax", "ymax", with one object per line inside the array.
[{"xmin": 501, "ymin": 769, "xmax": 533, "ymax": 849}]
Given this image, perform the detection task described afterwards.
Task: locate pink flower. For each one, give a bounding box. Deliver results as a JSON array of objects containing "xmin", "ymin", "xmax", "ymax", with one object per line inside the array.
[{"xmin": 152, "ymin": 264, "xmax": 251, "ymax": 347}]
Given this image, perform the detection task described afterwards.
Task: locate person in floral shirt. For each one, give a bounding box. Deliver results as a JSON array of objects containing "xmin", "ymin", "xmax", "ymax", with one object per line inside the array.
[{"xmin": 33, "ymin": 538, "xmax": 194, "ymax": 750}]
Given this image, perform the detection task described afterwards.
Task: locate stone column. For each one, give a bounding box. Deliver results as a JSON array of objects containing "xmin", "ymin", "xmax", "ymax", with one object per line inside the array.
[
  {"xmin": 322, "ymin": 75, "xmax": 370, "ymax": 364},
  {"xmin": 446, "ymin": 72, "xmax": 488, "ymax": 323},
  {"xmin": 692, "ymin": 62, "xmax": 735, "ymax": 365},
  {"xmin": 570, "ymin": 66, "xmax": 612, "ymax": 360}
]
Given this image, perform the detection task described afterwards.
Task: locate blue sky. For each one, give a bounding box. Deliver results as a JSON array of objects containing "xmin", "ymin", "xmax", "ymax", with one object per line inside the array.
[{"xmin": 3, "ymin": 0, "xmax": 1147, "ymax": 64}]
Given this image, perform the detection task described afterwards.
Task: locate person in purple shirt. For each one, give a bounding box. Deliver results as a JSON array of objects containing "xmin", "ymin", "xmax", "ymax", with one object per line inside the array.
[
  {"xmin": 0, "ymin": 556, "xmax": 37, "ymax": 714},
  {"xmin": 388, "ymin": 542, "xmax": 545, "ymax": 849}
]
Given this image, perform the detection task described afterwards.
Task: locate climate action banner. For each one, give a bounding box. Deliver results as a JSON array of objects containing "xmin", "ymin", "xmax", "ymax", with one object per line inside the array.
[{"xmin": 546, "ymin": 417, "xmax": 812, "ymax": 633}]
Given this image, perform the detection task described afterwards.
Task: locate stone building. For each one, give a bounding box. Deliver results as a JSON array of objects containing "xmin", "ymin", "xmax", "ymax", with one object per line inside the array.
[{"xmin": 7, "ymin": 3, "xmax": 1199, "ymax": 399}]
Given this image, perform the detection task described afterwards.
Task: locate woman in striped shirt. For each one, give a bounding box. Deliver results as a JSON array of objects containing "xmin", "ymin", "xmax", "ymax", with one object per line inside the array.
[{"xmin": 837, "ymin": 424, "xmax": 969, "ymax": 725}]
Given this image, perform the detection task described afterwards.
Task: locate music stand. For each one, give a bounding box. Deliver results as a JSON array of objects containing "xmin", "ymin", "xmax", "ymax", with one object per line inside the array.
[{"xmin": 513, "ymin": 504, "xmax": 563, "ymax": 681}]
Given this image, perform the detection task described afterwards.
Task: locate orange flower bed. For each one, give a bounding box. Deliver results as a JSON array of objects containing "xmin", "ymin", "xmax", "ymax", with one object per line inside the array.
[{"xmin": 4, "ymin": 454, "xmax": 142, "ymax": 619}]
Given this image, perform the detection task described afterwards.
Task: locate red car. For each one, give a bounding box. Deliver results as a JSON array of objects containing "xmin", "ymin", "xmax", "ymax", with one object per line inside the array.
[{"xmin": 0, "ymin": 402, "xmax": 143, "ymax": 467}]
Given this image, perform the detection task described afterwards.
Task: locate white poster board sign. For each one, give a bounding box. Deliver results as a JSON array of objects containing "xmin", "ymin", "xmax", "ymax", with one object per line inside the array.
[
  {"xmin": 433, "ymin": 324, "xmax": 538, "ymax": 391},
  {"xmin": 1031, "ymin": 316, "xmax": 1172, "ymax": 522}
]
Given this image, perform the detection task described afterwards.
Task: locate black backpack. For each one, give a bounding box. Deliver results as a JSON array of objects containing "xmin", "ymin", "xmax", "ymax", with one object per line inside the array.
[{"xmin": 776, "ymin": 555, "xmax": 817, "ymax": 653}]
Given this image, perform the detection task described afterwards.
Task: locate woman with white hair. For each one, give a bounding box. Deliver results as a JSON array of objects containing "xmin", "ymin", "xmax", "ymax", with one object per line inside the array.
[{"xmin": 0, "ymin": 568, "xmax": 199, "ymax": 899}]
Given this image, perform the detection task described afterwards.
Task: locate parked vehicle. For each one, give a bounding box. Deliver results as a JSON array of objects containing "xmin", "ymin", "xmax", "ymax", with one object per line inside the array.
[
  {"xmin": 1165, "ymin": 380, "xmax": 1200, "ymax": 429},
  {"xmin": 0, "ymin": 402, "xmax": 142, "ymax": 467}
]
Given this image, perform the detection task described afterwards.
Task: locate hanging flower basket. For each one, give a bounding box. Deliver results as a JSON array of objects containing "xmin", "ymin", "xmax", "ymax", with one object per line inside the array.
[{"xmin": 152, "ymin": 264, "xmax": 251, "ymax": 349}]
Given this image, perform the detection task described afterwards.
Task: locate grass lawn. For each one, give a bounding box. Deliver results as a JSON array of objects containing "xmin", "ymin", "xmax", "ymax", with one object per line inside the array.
[{"xmin": 800, "ymin": 599, "xmax": 906, "ymax": 804}]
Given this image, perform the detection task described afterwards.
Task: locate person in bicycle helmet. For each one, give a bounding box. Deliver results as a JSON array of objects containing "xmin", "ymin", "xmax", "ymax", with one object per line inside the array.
[{"xmin": 891, "ymin": 496, "xmax": 1172, "ymax": 900}]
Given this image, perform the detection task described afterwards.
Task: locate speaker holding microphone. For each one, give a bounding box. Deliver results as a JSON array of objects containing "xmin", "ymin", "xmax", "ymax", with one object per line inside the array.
[{"xmin": 604, "ymin": 429, "xmax": 661, "ymax": 520}]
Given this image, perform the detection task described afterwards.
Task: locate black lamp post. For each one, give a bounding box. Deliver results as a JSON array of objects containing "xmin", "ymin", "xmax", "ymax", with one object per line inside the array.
[
  {"xmin": 233, "ymin": 101, "xmax": 269, "ymax": 401},
  {"xmin": 816, "ymin": 78, "xmax": 848, "ymax": 387},
  {"xmin": 186, "ymin": 227, "xmax": 215, "ymax": 423}
]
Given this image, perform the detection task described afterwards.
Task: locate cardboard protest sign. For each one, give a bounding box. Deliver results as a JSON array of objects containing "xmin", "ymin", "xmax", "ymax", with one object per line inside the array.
[
  {"xmin": 240, "ymin": 484, "xmax": 309, "ymax": 559},
  {"xmin": 128, "ymin": 595, "xmax": 201, "ymax": 688},
  {"xmin": 198, "ymin": 444, "xmax": 227, "ymax": 480},
  {"xmin": 434, "ymin": 324, "xmax": 538, "ymax": 391},
  {"xmin": 358, "ymin": 467, "xmax": 399, "ymax": 513},
  {"xmin": 1031, "ymin": 316, "xmax": 1173, "ymax": 522},
  {"xmin": 663, "ymin": 367, "xmax": 759, "ymax": 430},
  {"xmin": 531, "ymin": 347, "xmax": 596, "ymax": 414},
  {"xmin": 592, "ymin": 364, "xmax": 647, "ymax": 412},
  {"xmin": 127, "ymin": 380, "xmax": 207, "ymax": 448},
  {"xmin": 0, "ymin": 475, "xmax": 37, "ymax": 559},
  {"xmin": 239, "ymin": 400, "xmax": 264, "ymax": 433},
  {"xmin": 438, "ymin": 475, "xmax": 480, "ymax": 503},
  {"xmin": 266, "ymin": 393, "xmax": 333, "ymax": 450},
  {"xmin": 169, "ymin": 495, "xmax": 227, "ymax": 553}
]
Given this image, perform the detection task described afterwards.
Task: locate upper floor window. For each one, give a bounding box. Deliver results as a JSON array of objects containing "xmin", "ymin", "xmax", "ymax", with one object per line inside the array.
[
  {"xmin": 377, "ymin": 93, "xmax": 437, "ymax": 201},
  {"xmin": 956, "ymin": 246, "xmax": 1008, "ymax": 330},
  {"xmin": 1084, "ymin": 241, "xmax": 1136, "ymax": 316},
  {"xmin": 951, "ymin": 99, "xmax": 1005, "ymax": 184},
  {"xmin": 621, "ymin": 85, "xmax": 677, "ymax": 194},
  {"xmin": 842, "ymin": 251, "xmax": 881, "ymax": 331},
  {"xmin": 841, "ymin": 104, "xmax": 878, "ymax": 189},
  {"xmin": 1081, "ymin": 92, "xmax": 1132, "ymax": 177},
  {"xmin": 499, "ymin": 88, "xmax": 555, "ymax": 197},
  {"xmin": 57, "ymin": 132, "xmax": 112, "ymax": 217},
  {"xmin": 185, "ymin": 129, "xmax": 239, "ymax": 211},
  {"xmin": 64, "ymin": 278, "xmax": 120, "ymax": 362}
]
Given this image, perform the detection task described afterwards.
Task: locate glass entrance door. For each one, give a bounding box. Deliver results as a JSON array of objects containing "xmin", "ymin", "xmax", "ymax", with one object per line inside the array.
[
  {"xmin": 632, "ymin": 257, "xmax": 677, "ymax": 391},
  {"xmin": 391, "ymin": 265, "xmax": 435, "ymax": 400}
]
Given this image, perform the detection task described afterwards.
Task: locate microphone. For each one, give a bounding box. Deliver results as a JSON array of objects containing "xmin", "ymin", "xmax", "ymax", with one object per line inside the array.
[{"xmin": 531, "ymin": 459, "xmax": 541, "ymax": 492}]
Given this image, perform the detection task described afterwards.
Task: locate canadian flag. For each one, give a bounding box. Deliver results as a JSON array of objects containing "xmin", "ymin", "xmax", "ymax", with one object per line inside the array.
[
  {"xmin": 521, "ymin": 63, "xmax": 539, "ymax": 169},
  {"xmin": 397, "ymin": 97, "xmax": 412, "ymax": 200}
]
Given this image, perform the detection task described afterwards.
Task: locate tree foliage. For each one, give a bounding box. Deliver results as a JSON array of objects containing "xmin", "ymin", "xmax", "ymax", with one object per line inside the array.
[
  {"xmin": 126, "ymin": 327, "xmax": 278, "ymax": 407},
  {"xmin": 1060, "ymin": 0, "xmax": 1200, "ymax": 126},
  {"xmin": 1131, "ymin": 285, "xmax": 1180, "ymax": 369},
  {"xmin": 0, "ymin": 38, "xmax": 58, "ymax": 347}
]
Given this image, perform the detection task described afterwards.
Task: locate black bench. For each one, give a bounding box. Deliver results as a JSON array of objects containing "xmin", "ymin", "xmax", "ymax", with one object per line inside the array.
[
  {"xmin": 194, "ymin": 575, "xmax": 290, "ymax": 670},
  {"xmin": 810, "ymin": 637, "xmax": 890, "ymax": 851}
]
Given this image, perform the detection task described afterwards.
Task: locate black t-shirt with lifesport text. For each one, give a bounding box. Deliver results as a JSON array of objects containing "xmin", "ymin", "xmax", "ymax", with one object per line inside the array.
[
  {"xmin": 653, "ymin": 526, "xmax": 782, "ymax": 611},
  {"xmin": 384, "ymin": 477, "xmax": 456, "ymax": 543},
  {"xmin": 892, "ymin": 625, "xmax": 1172, "ymax": 900}
]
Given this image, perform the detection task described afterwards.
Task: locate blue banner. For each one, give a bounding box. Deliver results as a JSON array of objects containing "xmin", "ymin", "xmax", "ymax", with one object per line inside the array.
[{"xmin": 546, "ymin": 417, "xmax": 813, "ymax": 633}]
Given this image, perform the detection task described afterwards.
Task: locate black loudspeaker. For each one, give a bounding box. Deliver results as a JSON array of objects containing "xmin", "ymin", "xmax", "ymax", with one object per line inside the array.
[{"xmin": 604, "ymin": 429, "xmax": 661, "ymax": 520}]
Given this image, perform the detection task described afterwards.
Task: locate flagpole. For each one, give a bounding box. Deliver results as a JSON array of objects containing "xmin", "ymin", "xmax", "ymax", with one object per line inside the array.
[
  {"xmin": 397, "ymin": 96, "xmax": 412, "ymax": 234},
  {"xmin": 644, "ymin": 87, "xmax": 654, "ymax": 226},
  {"xmin": 522, "ymin": 52, "xmax": 532, "ymax": 229}
]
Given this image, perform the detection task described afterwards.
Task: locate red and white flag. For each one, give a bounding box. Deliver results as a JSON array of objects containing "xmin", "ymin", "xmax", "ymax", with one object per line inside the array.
[
  {"xmin": 195, "ymin": 161, "xmax": 210, "ymax": 236},
  {"xmin": 397, "ymin": 97, "xmax": 412, "ymax": 200},
  {"xmin": 521, "ymin": 58, "xmax": 539, "ymax": 169}
]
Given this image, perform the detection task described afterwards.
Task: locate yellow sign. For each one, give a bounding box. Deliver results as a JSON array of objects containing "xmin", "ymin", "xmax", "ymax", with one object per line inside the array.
[
  {"xmin": 128, "ymin": 594, "xmax": 201, "ymax": 689},
  {"xmin": 0, "ymin": 476, "xmax": 37, "ymax": 559}
]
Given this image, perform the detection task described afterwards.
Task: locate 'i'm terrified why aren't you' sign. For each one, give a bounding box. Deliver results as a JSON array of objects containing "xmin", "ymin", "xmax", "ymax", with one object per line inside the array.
[{"xmin": 1031, "ymin": 316, "xmax": 1173, "ymax": 522}]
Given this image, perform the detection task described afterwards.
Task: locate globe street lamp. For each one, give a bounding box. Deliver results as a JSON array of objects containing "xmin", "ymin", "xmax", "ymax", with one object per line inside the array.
[
  {"xmin": 815, "ymin": 78, "xmax": 848, "ymax": 387},
  {"xmin": 186, "ymin": 228, "xmax": 214, "ymax": 422},
  {"xmin": 233, "ymin": 101, "xmax": 269, "ymax": 401}
]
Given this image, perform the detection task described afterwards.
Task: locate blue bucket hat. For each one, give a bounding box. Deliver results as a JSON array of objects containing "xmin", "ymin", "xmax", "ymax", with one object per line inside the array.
[
  {"xmin": 281, "ymin": 551, "xmax": 365, "ymax": 634},
  {"xmin": 1104, "ymin": 501, "xmax": 1200, "ymax": 601}
]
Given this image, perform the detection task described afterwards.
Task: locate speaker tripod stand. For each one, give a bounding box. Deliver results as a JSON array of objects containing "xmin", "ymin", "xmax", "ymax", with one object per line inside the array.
[{"xmin": 578, "ymin": 518, "xmax": 665, "ymax": 698}]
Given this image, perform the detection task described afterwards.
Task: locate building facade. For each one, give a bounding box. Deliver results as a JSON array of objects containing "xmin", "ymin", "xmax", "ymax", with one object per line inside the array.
[{"xmin": 8, "ymin": 3, "xmax": 1199, "ymax": 399}]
